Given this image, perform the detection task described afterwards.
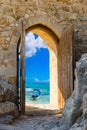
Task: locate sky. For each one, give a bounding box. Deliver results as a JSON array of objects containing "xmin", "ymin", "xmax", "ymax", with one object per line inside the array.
[{"xmin": 25, "ymin": 32, "xmax": 50, "ymax": 83}]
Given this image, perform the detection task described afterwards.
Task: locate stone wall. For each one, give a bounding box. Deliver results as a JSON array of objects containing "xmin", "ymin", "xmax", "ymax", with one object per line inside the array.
[
  {"xmin": 0, "ymin": 0, "xmax": 87, "ymax": 81},
  {"xmin": 0, "ymin": 0, "xmax": 87, "ymax": 126},
  {"xmin": 63, "ymin": 54, "xmax": 87, "ymax": 130}
]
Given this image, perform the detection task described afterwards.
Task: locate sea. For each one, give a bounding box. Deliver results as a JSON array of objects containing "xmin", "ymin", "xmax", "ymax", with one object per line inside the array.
[{"xmin": 25, "ymin": 82, "xmax": 50, "ymax": 104}]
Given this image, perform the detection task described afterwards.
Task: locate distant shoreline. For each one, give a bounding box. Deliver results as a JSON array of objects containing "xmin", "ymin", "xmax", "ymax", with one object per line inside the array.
[{"xmin": 26, "ymin": 82, "xmax": 50, "ymax": 84}]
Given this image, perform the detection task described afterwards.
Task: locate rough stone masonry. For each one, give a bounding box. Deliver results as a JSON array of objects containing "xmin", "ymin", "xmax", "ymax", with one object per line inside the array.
[
  {"xmin": 0, "ymin": 0, "xmax": 87, "ymax": 83},
  {"xmin": 0, "ymin": 0, "xmax": 87, "ymax": 129}
]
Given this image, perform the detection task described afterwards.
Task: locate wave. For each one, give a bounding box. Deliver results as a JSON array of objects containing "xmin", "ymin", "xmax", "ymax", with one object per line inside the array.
[{"xmin": 26, "ymin": 88, "xmax": 33, "ymax": 92}]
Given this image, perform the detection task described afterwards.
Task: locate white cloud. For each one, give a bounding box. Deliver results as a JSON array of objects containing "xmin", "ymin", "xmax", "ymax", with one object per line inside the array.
[
  {"xmin": 34, "ymin": 78, "xmax": 40, "ymax": 82},
  {"xmin": 25, "ymin": 32, "xmax": 47, "ymax": 58},
  {"xmin": 34, "ymin": 78, "xmax": 49, "ymax": 83},
  {"xmin": 42, "ymin": 79, "xmax": 50, "ymax": 83}
]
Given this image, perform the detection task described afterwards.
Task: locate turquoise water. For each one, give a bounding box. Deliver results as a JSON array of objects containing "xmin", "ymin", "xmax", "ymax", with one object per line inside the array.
[{"xmin": 25, "ymin": 82, "xmax": 50, "ymax": 104}]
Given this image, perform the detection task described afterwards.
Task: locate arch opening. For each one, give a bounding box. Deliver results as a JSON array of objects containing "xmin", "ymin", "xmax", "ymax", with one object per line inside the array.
[
  {"xmin": 25, "ymin": 24, "xmax": 59, "ymax": 109},
  {"xmin": 25, "ymin": 32, "xmax": 50, "ymax": 106},
  {"xmin": 17, "ymin": 22, "xmax": 73, "ymax": 113},
  {"xmin": 17, "ymin": 23, "xmax": 60, "ymax": 110}
]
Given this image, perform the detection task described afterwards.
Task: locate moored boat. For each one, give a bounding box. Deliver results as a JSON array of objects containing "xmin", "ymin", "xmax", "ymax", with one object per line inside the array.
[{"xmin": 31, "ymin": 89, "xmax": 41, "ymax": 100}]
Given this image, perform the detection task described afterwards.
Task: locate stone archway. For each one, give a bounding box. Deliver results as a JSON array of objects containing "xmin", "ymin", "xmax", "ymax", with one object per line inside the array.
[
  {"xmin": 9, "ymin": 14, "xmax": 73, "ymax": 113},
  {"xmin": 25, "ymin": 23, "xmax": 60, "ymax": 109}
]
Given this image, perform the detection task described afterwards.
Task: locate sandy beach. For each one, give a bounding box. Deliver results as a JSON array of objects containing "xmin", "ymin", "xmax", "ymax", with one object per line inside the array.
[{"xmin": 26, "ymin": 102, "xmax": 59, "ymax": 110}]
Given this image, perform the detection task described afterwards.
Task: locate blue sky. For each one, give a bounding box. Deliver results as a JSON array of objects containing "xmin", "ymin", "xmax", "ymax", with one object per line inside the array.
[{"xmin": 25, "ymin": 32, "xmax": 49, "ymax": 83}]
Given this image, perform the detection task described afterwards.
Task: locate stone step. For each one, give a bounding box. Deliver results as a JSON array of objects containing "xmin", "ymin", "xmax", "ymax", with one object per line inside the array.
[{"xmin": 25, "ymin": 107, "xmax": 62, "ymax": 117}]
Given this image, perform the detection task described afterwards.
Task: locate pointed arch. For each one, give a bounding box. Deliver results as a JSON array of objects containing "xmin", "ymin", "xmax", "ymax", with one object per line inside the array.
[
  {"xmin": 8, "ymin": 14, "xmax": 73, "ymax": 113},
  {"xmin": 25, "ymin": 22, "xmax": 60, "ymax": 109}
]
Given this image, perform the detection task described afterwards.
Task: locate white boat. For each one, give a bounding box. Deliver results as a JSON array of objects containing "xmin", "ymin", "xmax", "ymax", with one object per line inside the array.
[{"xmin": 31, "ymin": 89, "xmax": 41, "ymax": 100}]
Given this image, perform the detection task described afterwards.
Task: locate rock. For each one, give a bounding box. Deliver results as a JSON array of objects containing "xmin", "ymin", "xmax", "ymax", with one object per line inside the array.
[
  {"xmin": 0, "ymin": 79, "xmax": 17, "ymax": 103},
  {"xmin": 69, "ymin": 14, "xmax": 77, "ymax": 21},
  {"xmin": 70, "ymin": 116, "xmax": 85, "ymax": 130},
  {"xmin": 78, "ymin": 15, "xmax": 87, "ymax": 21},
  {"xmin": 63, "ymin": 54, "xmax": 87, "ymax": 125},
  {"xmin": 0, "ymin": 101, "xmax": 19, "ymax": 118},
  {"xmin": 0, "ymin": 115, "xmax": 13, "ymax": 124},
  {"xmin": 83, "ymin": 108, "xmax": 87, "ymax": 118},
  {"xmin": 72, "ymin": 54, "xmax": 87, "ymax": 98},
  {"xmin": 55, "ymin": 124, "xmax": 70, "ymax": 130},
  {"xmin": 70, "ymin": 115, "xmax": 86, "ymax": 130},
  {"xmin": 70, "ymin": 127, "xmax": 84, "ymax": 130},
  {"xmin": 83, "ymin": 93, "xmax": 87, "ymax": 109},
  {"xmin": 1, "ymin": 32, "xmax": 9, "ymax": 37},
  {"xmin": 0, "ymin": 124, "xmax": 15, "ymax": 130},
  {"xmin": 63, "ymin": 96, "xmax": 82, "ymax": 125},
  {"xmin": 84, "ymin": 120, "xmax": 87, "ymax": 130}
]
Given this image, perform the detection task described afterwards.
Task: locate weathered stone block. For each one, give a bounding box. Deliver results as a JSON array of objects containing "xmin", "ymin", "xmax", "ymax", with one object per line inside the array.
[
  {"xmin": 0, "ymin": 101, "xmax": 19, "ymax": 118},
  {"xmin": 0, "ymin": 78, "xmax": 17, "ymax": 102},
  {"xmin": 0, "ymin": 68, "xmax": 17, "ymax": 76},
  {"xmin": 63, "ymin": 54, "xmax": 87, "ymax": 125},
  {"xmin": 83, "ymin": 93, "xmax": 87, "ymax": 109}
]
